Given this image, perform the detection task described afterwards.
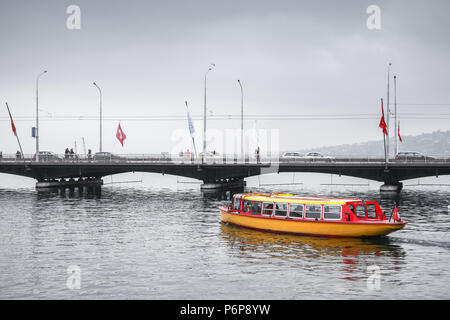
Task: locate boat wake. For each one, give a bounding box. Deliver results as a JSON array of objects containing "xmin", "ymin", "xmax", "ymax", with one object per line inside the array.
[{"xmin": 389, "ymin": 236, "xmax": 450, "ymax": 249}]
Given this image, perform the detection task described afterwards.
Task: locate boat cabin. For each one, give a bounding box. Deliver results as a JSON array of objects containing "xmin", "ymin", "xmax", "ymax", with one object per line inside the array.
[{"xmin": 230, "ymin": 193, "xmax": 387, "ymax": 222}]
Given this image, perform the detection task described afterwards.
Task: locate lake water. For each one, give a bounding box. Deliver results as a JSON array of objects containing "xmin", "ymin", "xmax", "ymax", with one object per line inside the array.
[{"xmin": 0, "ymin": 173, "xmax": 450, "ymax": 299}]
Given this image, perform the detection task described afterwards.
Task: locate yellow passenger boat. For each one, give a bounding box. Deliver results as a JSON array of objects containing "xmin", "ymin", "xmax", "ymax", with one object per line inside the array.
[{"xmin": 219, "ymin": 193, "xmax": 406, "ymax": 238}]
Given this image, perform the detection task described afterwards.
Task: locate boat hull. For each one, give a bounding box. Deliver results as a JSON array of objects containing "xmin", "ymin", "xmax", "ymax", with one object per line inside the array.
[{"xmin": 220, "ymin": 208, "xmax": 405, "ymax": 238}]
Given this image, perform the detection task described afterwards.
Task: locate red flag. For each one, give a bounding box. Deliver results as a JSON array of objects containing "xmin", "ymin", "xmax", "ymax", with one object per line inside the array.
[
  {"xmin": 116, "ymin": 122, "xmax": 126, "ymax": 146},
  {"xmin": 398, "ymin": 120, "xmax": 402, "ymax": 142},
  {"xmin": 6, "ymin": 102, "xmax": 17, "ymax": 137},
  {"xmin": 10, "ymin": 118, "xmax": 17, "ymax": 136},
  {"xmin": 379, "ymin": 99, "xmax": 388, "ymax": 135},
  {"xmin": 6, "ymin": 103, "xmax": 17, "ymax": 136},
  {"xmin": 391, "ymin": 206, "xmax": 401, "ymax": 222}
]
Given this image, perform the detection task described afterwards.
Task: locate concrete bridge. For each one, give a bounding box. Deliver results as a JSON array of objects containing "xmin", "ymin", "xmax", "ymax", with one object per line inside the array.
[{"xmin": 1, "ymin": 153, "xmax": 450, "ymax": 193}]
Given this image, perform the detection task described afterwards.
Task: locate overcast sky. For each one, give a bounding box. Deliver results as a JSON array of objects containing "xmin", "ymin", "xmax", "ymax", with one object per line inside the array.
[{"xmin": 1, "ymin": 0, "xmax": 449, "ymax": 155}]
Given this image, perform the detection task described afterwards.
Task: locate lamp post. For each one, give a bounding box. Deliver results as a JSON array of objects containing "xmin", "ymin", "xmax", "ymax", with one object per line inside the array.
[
  {"xmin": 93, "ymin": 82, "xmax": 102, "ymax": 153},
  {"xmin": 237, "ymin": 79, "xmax": 243, "ymax": 160},
  {"xmin": 36, "ymin": 70, "xmax": 47, "ymax": 162},
  {"xmin": 203, "ymin": 63, "xmax": 215, "ymax": 163}
]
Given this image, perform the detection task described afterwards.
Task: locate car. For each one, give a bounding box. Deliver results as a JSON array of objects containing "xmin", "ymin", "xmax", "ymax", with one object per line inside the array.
[
  {"xmin": 395, "ymin": 151, "xmax": 435, "ymax": 161},
  {"xmin": 303, "ymin": 152, "xmax": 335, "ymax": 161},
  {"xmin": 32, "ymin": 151, "xmax": 62, "ymax": 162},
  {"xmin": 280, "ymin": 152, "xmax": 303, "ymax": 160},
  {"xmin": 93, "ymin": 152, "xmax": 123, "ymax": 161},
  {"xmin": 199, "ymin": 151, "xmax": 221, "ymax": 159}
]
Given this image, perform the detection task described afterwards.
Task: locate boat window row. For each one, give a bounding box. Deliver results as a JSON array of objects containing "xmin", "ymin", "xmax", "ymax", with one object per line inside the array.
[
  {"xmin": 235, "ymin": 198, "xmax": 342, "ymax": 220},
  {"xmin": 347, "ymin": 204, "xmax": 378, "ymax": 219}
]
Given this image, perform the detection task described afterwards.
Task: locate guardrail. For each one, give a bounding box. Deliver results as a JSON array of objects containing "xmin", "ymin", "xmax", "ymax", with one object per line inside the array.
[
  {"xmin": 1, "ymin": 153, "xmax": 450, "ymax": 164},
  {"xmin": 0, "ymin": 153, "xmax": 267, "ymax": 164}
]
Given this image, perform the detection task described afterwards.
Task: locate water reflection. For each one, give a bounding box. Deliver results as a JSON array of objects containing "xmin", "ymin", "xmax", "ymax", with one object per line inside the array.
[
  {"xmin": 36, "ymin": 187, "xmax": 101, "ymax": 199},
  {"xmin": 220, "ymin": 223, "xmax": 406, "ymax": 280},
  {"xmin": 201, "ymin": 188, "xmax": 243, "ymax": 201}
]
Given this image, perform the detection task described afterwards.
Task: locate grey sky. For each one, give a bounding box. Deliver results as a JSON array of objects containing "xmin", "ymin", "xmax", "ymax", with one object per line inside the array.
[{"xmin": 1, "ymin": 0, "xmax": 449, "ymax": 155}]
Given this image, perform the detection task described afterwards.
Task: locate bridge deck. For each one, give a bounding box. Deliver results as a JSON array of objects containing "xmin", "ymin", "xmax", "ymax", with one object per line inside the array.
[{"xmin": 1, "ymin": 157, "xmax": 450, "ymax": 183}]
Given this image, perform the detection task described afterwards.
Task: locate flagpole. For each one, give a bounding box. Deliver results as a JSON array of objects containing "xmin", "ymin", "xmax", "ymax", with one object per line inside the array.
[
  {"xmin": 394, "ymin": 75, "xmax": 398, "ymax": 157},
  {"xmin": 5, "ymin": 102, "xmax": 24, "ymax": 159},
  {"xmin": 386, "ymin": 63, "xmax": 391, "ymax": 162},
  {"xmin": 381, "ymin": 98, "xmax": 387, "ymax": 166}
]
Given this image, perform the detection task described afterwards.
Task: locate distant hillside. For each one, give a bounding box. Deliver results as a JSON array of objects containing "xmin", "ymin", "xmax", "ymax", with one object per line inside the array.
[{"xmin": 296, "ymin": 130, "xmax": 450, "ymax": 157}]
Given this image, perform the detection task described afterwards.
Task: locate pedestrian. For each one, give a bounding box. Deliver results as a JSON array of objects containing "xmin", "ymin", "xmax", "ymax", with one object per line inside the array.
[
  {"xmin": 70, "ymin": 148, "xmax": 74, "ymax": 159},
  {"xmin": 256, "ymin": 146, "xmax": 260, "ymax": 163},
  {"xmin": 16, "ymin": 150, "xmax": 21, "ymax": 160},
  {"xmin": 87, "ymin": 149, "xmax": 92, "ymax": 160},
  {"xmin": 65, "ymin": 148, "xmax": 69, "ymax": 160}
]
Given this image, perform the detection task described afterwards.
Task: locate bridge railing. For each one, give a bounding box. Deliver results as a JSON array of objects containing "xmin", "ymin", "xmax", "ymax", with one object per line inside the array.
[
  {"xmin": 0, "ymin": 153, "xmax": 274, "ymax": 164},
  {"xmin": 1, "ymin": 153, "xmax": 450, "ymax": 164}
]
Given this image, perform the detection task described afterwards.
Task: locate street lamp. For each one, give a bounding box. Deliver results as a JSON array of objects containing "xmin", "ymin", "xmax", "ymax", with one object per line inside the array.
[
  {"xmin": 237, "ymin": 79, "xmax": 243, "ymax": 160},
  {"xmin": 93, "ymin": 82, "xmax": 102, "ymax": 153},
  {"xmin": 36, "ymin": 70, "xmax": 47, "ymax": 162},
  {"xmin": 203, "ymin": 63, "xmax": 215, "ymax": 162}
]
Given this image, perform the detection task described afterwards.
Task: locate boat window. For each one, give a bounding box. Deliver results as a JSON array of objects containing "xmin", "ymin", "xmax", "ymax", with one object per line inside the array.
[
  {"xmin": 262, "ymin": 202, "xmax": 274, "ymax": 216},
  {"xmin": 274, "ymin": 203, "xmax": 288, "ymax": 217},
  {"xmin": 355, "ymin": 205, "xmax": 366, "ymax": 217},
  {"xmin": 289, "ymin": 203, "xmax": 303, "ymax": 218},
  {"xmin": 366, "ymin": 204, "xmax": 377, "ymax": 218},
  {"xmin": 233, "ymin": 195, "xmax": 241, "ymax": 211},
  {"xmin": 323, "ymin": 205, "xmax": 341, "ymax": 220},
  {"xmin": 251, "ymin": 201, "xmax": 262, "ymax": 215},
  {"xmin": 305, "ymin": 204, "xmax": 322, "ymax": 219},
  {"xmin": 242, "ymin": 199, "xmax": 252, "ymax": 213}
]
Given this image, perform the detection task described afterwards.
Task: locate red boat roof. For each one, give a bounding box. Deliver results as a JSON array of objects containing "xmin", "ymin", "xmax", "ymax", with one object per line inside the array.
[{"xmin": 238, "ymin": 193, "xmax": 364, "ymax": 204}]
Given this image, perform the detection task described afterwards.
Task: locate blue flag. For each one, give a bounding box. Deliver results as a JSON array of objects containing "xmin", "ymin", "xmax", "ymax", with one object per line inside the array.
[{"xmin": 185, "ymin": 101, "xmax": 195, "ymax": 137}]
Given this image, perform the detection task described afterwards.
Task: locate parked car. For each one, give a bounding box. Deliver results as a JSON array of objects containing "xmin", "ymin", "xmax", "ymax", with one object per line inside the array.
[
  {"xmin": 32, "ymin": 151, "xmax": 62, "ymax": 162},
  {"xmin": 395, "ymin": 151, "xmax": 435, "ymax": 161},
  {"xmin": 280, "ymin": 152, "xmax": 303, "ymax": 160},
  {"xmin": 93, "ymin": 152, "xmax": 123, "ymax": 161},
  {"xmin": 303, "ymin": 152, "xmax": 335, "ymax": 161}
]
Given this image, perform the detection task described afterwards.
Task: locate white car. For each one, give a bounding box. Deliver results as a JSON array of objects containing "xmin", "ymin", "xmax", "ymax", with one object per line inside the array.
[
  {"xmin": 198, "ymin": 151, "xmax": 222, "ymax": 161},
  {"xmin": 303, "ymin": 152, "xmax": 335, "ymax": 161},
  {"xmin": 280, "ymin": 152, "xmax": 303, "ymax": 160}
]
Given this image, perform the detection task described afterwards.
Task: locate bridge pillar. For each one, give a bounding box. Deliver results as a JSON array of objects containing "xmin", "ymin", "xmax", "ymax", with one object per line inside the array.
[
  {"xmin": 36, "ymin": 178, "xmax": 103, "ymax": 193},
  {"xmin": 200, "ymin": 178, "xmax": 246, "ymax": 192},
  {"xmin": 380, "ymin": 182, "xmax": 403, "ymax": 194}
]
